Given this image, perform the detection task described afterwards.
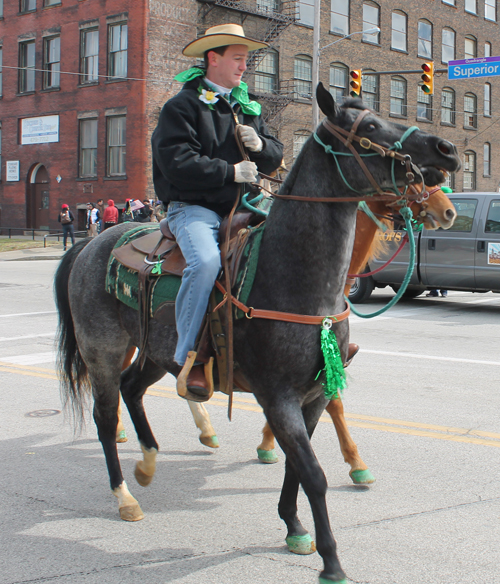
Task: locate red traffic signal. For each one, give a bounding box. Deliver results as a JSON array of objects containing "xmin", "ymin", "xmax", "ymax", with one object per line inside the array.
[
  {"xmin": 349, "ymin": 69, "xmax": 362, "ymax": 98},
  {"xmin": 421, "ymin": 62, "xmax": 434, "ymax": 95}
]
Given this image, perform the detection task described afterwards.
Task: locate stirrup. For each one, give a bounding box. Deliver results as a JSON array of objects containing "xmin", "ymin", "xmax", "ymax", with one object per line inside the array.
[{"xmin": 176, "ymin": 351, "xmax": 214, "ymax": 402}]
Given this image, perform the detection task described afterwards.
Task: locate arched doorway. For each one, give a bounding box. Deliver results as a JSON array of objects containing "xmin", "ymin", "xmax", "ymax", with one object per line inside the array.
[{"xmin": 27, "ymin": 164, "xmax": 50, "ymax": 229}]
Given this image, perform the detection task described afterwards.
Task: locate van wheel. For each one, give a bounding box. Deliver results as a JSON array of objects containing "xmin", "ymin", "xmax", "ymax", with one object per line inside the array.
[
  {"xmin": 349, "ymin": 273, "xmax": 374, "ymax": 303},
  {"xmin": 391, "ymin": 285, "xmax": 426, "ymax": 299}
]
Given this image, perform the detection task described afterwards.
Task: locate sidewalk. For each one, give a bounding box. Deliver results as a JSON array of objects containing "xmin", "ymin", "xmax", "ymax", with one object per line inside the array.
[{"xmin": 0, "ymin": 244, "xmax": 67, "ymax": 262}]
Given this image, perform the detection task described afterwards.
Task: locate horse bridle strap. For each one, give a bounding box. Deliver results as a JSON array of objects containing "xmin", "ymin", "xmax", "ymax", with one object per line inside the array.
[{"xmin": 214, "ymin": 281, "xmax": 350, "ymax": 325}]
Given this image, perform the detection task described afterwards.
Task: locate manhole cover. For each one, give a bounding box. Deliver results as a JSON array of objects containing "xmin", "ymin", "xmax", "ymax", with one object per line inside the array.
[{"xmin": 25, "ymin": 409, "xmax": 61, "ymax": 418}]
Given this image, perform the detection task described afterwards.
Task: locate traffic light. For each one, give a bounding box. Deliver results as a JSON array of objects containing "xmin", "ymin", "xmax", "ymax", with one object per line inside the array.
[
  {"xmin": 349, "ymin": 69, "xmax": 362, "ymax": 98},
  {"xmin": 421, "ymin": 62, "xmax": 434, "ymax": 95}
]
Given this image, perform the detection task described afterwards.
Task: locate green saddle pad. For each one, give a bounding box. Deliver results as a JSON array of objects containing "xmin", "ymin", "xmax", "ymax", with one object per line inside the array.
[{"xmin": 105, "ymin": 222, "xmax": 265, "ymax": 319}]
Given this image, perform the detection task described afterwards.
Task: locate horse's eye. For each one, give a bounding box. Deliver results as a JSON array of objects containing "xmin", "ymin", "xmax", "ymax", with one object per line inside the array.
[{"xmin": 365, "ymin": 123, "xmax": 376, "ymax": 132}]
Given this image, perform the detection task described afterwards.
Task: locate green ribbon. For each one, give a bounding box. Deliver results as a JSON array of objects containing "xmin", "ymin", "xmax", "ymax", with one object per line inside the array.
[
  {"xmin": 317, "ymin": 318, "xmax": 347, "ymax": 400},
  {"xmin": 174, "ymin": 67, "xmax": 261, "ymax": 115}
]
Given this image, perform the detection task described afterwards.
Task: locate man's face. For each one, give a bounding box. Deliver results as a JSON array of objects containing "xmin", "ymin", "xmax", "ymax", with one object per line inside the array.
[{"xmin": 207, "ymin": 44, "xmax": 248, "ymax": 89}]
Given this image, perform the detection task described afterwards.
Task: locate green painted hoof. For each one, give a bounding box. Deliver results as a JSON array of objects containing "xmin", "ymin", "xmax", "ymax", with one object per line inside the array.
[
  {"xmin": 116, "ymin": 430, "xmax": 128, "ymax": 443},
  {"xmin": 286, "ymin": 533, "xmax": 316, "ymax": 555},
  {"xmin": 350, "ymin": 469, "xmax": 376, "ymax": 484},
  {"xmin": 319, "ymin": 578, "xmax": 347, "ymax": 584},
  {"xmin": 200, "ymin": 435, "xmax": 219, "ymax": 449},
  {"xmin": 257, "ymin": 448, "xmax": 278, "ymax": 464}
]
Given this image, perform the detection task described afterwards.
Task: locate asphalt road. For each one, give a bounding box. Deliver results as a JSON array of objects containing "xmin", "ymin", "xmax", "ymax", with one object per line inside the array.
[{"xmin": 1, "ymin": 256, "xmax": 500, "ymax": 584}]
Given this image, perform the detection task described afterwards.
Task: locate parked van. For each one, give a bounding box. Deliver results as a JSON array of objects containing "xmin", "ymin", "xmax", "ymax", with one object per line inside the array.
[{"xmin": 349, "ymin": 192, "xmax": 500, "ymax": 303}]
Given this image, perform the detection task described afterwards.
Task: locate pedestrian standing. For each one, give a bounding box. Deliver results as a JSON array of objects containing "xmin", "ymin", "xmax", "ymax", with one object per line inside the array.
[
  {"xmin": 102, "ymin": 199, "xmax": 119, "ymax": 230},
  {"xmin": 58, "ymin": 204, "xmax": 75, "ymax": 251},
  {"xmin": 122, "ymin": 199, "xmax": 137, "ymax": 222},
  {"xmin": 86, "ymin": 202, "xmax": 99, "ymax": 237},
  {"xmin": 96, "ymin": 199, "xmax": 105, "ymax": 233},
  {"xmin": 137, "ymin": 199, "xmax": 153, "ymax": 223}
]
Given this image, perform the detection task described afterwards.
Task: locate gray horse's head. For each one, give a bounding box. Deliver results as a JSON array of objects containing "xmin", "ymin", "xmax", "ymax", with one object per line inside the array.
[{"xmin": 316, "ymin": 83, "xmax": 461, "ymax": 192}]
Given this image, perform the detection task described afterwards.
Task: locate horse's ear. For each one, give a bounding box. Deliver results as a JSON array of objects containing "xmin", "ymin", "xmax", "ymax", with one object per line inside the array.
[{"xmin": 316, "ymin": 82, "xmax": 338, "ymax": 120}]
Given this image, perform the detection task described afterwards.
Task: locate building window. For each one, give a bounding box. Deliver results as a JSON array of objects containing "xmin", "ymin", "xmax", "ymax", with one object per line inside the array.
[
  {"xmin": 81, "ymin": 29, "xmax": 99, "ymax": 83},
  {"xmin": 442, "ymin": 28, "xmax": 455, "ymax": 63},
  {"xmin": 331, "ymin": 0, "xmax": 349, "ymax": 36},
  {"xmin": 0, "ymin": 124, "xmax": 2, "ymax": 181},
  {"xmin": 329, "ymin": 63, "xmax": 348, "ymax": 103},
  {"xmin": 417, "ymin": 85, "xmax": 432, "ymax": 120},
  {"xmin": 441, "ymin": 88, "xmax": 456, "ymax": 124},
  {"xmin": 254, "ymin": 50, "xmax": 278, "ymax": 94},
  {"xmin": 484, "ymin": 143, "xmax": 491, "ymax": 176},
  {"xmin": 418, "ymin": 20, "xmax": 432, "ymax": 59},
  {"xmin": 298, "ymin": 0, "xmax": 314, "ymax": 26},
  {"xmin": 442, "ymin": 171, "xmax": 455, "ymax": 190},
  {"xmin": 0, "ymin": 0, "xmax": 3, "ymax": 18},
  {"xmin": 362, "ymin": 2, "xmax": 379, "ymax": 44},
  {"xmin": 362, "ymin": 70, "xmax": 379, "ymax": 111},
  {"xmin": 484, "ymin": 83, "xmax": 491, "ymax": 116},
  {"xmin": 466, "ymin": 0, "xmax": 477, "ymax": 12},
  {"xmin": 79, "ymin": 118, "xmax": 98, "ymax": 178},
  {"xmin": 20, "ymin": 0, "xmax": 36, "ymax": 12},
  {"xmin": 19, "ymin": 40, "xmax": 36, "ymax": 93},
  {"xmin": 443, "ymin": 0, "xmax": 455, "ymax": 5},
  {"xmin": 44, "ymin": 0, "xmax": 61, "ymax": 5},
  {"xmin": 464, "ymin": 93, "xmax": 477, "ymax": 127},
  {"xmin": 107, "ymin": 116, "xmax": 126, "ymax": 176},
  {"xmin": 390, "ymin": 76, "xmax": 406, "ymax": 116},
  {"xmin": 293, "ymin": 130, "xmax": 310, "ymax": 160},
  {"xmin": 0, "ymin": 47, "xmax": 2, "ymax": 98},
  {"xmin": 463, "ymin": 151, "xmax": 476, "ymax": 189},
  {"xmin": 485, "ymin": 0, "xmax": 496, "ymax": 21},
  {"xmin": 257, "ymin": 0, "xmax": 278, "ymax": 12},
  {"xmin": 485, "ymin": 41, "xmax": 492, "ymax": 56},
  {"xmin": 294, "ymin": 55, "xmax": 312, "ymax": 98},
  {"xmin": 43, "ymin": 36, "xmax": 60, "ymax": 89},
  {"xmin": 391, "ymin": 11, "xmax": 407, "ymax": 52},
  {"xmin": 108, "ymin": 23, "xmax": 128, "ymax": 79},
  {"xmin": 465, "ymin": 35, "xmax": 477, "ymax": 59}
]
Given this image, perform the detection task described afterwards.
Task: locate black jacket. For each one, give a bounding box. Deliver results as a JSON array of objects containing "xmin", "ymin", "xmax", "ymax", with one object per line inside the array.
[{"xmin": 151, "ymin": 78, "xmax": 284, "ymax": 217}]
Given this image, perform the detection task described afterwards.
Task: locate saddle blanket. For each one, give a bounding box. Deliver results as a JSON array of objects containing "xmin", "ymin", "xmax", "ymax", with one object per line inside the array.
[{"xmin": 105, "ymin": 223, "xmax": 266, "ymax": 320}]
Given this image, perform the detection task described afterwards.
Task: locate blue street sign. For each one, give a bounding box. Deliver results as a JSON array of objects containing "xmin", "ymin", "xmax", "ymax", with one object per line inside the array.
[{"xmin": 448, "ymin": 56, "xmax": 500, "ymax": 79}]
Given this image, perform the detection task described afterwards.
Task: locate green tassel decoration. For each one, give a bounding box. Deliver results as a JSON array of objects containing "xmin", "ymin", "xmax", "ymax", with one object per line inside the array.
[
  {"xmin": 151, "ymin": 261, "xmax": 163, "ymax": 275},
  {"xmin": 319, "ymin": 318, "xmax": 347, "ymax": 400}
]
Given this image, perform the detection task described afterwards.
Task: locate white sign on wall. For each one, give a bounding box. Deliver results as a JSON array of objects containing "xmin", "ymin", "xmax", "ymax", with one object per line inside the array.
[
  {"xmin": 6, "ymin": 161, "xmax": 20, "ymax": 181},
  {"xmin": 21, "ymin": 115, "xmax": 59, "ymax": 145}
]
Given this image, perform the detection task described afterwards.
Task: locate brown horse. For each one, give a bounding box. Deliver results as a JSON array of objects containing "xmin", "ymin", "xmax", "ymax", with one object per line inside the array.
[{"xmin": 116, "ymin": 187, "xmax": 456, "ymax": 486}]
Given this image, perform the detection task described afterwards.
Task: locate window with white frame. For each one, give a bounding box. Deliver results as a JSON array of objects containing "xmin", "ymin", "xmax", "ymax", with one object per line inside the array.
[
  {"xmin": 390, "ymin": 76, "xmax": 406, "ymax": 116},
  {"xmin": 298, "ymin": 0, "xmax": 314, "ymax": 26},
  {"xmin": 418, "ymin": 20, "xmax": 432, "ymax": 59},
  {"xmin": 442, "ymin": 171, "xmax": 455, "ymax": 190},
  {"xmin": 331, "ymin": 0, "xmax": 349, "ymax": 36},
  {"xmin": 391, "ymin": 11, "xmax": 407, "ymax": 51},
  {"xmin": 442, "ymin": 28, "xmax": 455, "ymax": 63},
  {"xmin": 107, "ymin": 115, "xmax": 126, "ymax": 176},
  {"xmin": 79, "ymin": 118, "xmax": 98, "ymax": 178},
  {"xmin": 485, "ymin": 41, "xmax": 492, "ymax": 57},
  {"xmin": 484, "ymin": 83, "xmax": 491, "ymax": 116},
  {"xmin": 443, "ymin": 0, "xmax": 455, "ymax": 5},
  {"xmin": 19, "ymin": 40, "xmax": 36, "ymax": 93},
  {"xmin": 465, "ymin": 35, "xmax": 477, "ymax": 59},
  {"xmin": 257, "ymin": 0, "xmax": 279, "ymax": 12},
  {"xmin": 465, "ymin": 0, "xmax": 477, "ymax": 12},
  {"xmin": 484, "ymin": 143, "xmax": 491, "ymax": 176},
  {"xmin": 81, "ymin": 29, "xmax": 99, "ymax": 83},
  {"xmin": 441, "ymin": 88, "xmax": 455, "ymax": 124},
  {"xmin": 485, "ymin": 0, "xmax": 496, "ymax": 21},
  {"xmin": 45, "ymin": 0, "xmax": 61, "ymax": 5},
  {"xmin": 417, "ymin": 85, "xmax": 432, "ymax": 120},
  {"xmin": 254, "ymin": 50, "xmax": 278, "ymax": 94},
  {"xmin": 20, "ymin": 0, "xmax": 36, "ymax": 12},
  {"xmin": 463, "ymin": 151, "xmax": 476, "ymax": 189},
  {"xmin": 43, "ymin": 36, "xmax": 60, "ymax": 89},
  {"xmin": 362, "ymin": 71, "xmax": 379, "ymax": 111},
  {"xmin": 329, "ymin": 63, "xmax": 348, "ymax": 103},
  {"xmin": 362, "ymin": 2, "xmax": 379, "ymax": 44},
  {"xmin": 293, "ymin": 130, "xmax": 310, "ymax": 160},
  {"xmin": 294, "ymin": 55, "xmax": 312, "ymax": 98},
  {"xmin": 464, "ymin": 93, "xmax": 477, "ymax": 127},
  {"xmin": 108, "ymin": 23, "xmax": 128, "ymax": 79}
]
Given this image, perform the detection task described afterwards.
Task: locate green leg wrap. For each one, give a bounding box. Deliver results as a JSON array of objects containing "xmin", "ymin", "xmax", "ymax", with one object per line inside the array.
[
  {"xmin": 286, "ymin": 533, "xmax": 316, "ymax": 555},
  {"xmin": 350, "ymin": 469, "xmax": 376, "ymax": 484},
  {"xmin": 199, "ymin": 435, "xmax": 219, "ymax": 449},
  {"xmin": 116, "ymin": 430, "xmax": 127, "ymax": 443},
  {"xmin": 319, "ymin": 578, "xmax": 347, "ymax": 584},
  {"xmin": 257, "ymin": 448, "xmax": 279, "ymax": 464}
]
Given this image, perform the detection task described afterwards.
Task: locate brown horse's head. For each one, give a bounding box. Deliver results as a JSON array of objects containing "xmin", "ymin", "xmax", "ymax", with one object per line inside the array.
[{"xmin": 410, "ymin": 186, "xmax": 457, "ymax": 230}]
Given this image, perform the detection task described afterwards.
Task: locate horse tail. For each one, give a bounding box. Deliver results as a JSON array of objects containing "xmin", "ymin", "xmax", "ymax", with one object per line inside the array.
[{"xmin": 54, "ymin": 239, "xmax": 92, "ymax": 429}]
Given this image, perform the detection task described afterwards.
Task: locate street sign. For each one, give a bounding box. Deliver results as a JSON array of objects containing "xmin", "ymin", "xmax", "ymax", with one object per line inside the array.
[{"xmin": 448, "ymin": 56, "xmax": 500, "ymax": 80}]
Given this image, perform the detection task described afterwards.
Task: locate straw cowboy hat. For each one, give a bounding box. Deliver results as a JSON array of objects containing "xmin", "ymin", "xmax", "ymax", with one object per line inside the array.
[{"xmin": 182, "ymin": 24, "xmax": 268, "ymax": 58}]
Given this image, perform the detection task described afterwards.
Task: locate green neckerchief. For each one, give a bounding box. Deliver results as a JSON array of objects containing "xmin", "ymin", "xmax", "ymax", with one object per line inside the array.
[{"xmin": 174, "ymin": 67, "xmax": 262, "ymax": 116}]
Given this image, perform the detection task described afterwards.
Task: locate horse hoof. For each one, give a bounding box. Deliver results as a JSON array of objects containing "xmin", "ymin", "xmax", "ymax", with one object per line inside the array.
[
  {"xmin": 257, "ymin": 448, "xmax": 278, "ymax": 464},
  {"xmin": 119, "ymin": 503, "xmax": 144, "ymax": 522},
  {"xmin": 199, "ymin": 435, "xmax": 219, "ymax": 448},
  {"xmin": 116, "ymin": 430, "xmax": 128, "ymax": 443},
  {"xmin": 286, "ymin": 534, "xmax": 316, "ymax": 555},
  {"xmin": 134, "ymin": 463, "xmax": 154, "ymax": 487},
  {"xmin": 350, "ymin": 469, "xmax": 376, "ymax": 484}
]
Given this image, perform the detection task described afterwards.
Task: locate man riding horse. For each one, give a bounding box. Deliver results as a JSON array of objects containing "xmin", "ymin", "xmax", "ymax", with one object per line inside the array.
[{"xmin": 151, "ymin": 24, "xmax": 284, "ymax": 398}]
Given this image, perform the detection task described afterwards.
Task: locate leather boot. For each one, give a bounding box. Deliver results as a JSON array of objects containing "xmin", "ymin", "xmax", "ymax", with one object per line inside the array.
[
  {"xmin": 344, "ymin": 343, "xmax": 360, "ymax": 368},
  {"xmin": 185, "ymin": 364, "xmax": 210, "ymax": 400}
]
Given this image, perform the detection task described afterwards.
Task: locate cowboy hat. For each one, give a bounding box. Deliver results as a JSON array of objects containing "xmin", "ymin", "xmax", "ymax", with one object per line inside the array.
[{"xmin": 182, "ymin": 24, "xmax": 268, "ymax": 58}]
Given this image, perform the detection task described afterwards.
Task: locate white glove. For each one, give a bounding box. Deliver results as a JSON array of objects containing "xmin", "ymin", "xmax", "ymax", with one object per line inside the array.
[
  {"xmin": 234, "ymin": 161, "xmax": 259, "ymax": 183},
  {"xmin": 238, "ymin": 125, "xmax": 263, "ymax": 152}
]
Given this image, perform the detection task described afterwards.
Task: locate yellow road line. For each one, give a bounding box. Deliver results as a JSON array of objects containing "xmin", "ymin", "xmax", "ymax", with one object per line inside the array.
[{"xmin": 2, "ymin": 363, "xmax": 500, "ymax": 447}]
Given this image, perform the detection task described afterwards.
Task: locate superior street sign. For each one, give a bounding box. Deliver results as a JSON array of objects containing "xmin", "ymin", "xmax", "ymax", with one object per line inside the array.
[{"xmin": 448, "ymin": 56, "xmax": 500, "ymax": 79}]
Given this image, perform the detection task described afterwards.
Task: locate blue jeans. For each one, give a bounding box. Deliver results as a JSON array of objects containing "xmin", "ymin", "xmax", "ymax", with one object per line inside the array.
[{"xmin": 167, "ymin": 202, "xmax": 222, "ymax": 366}]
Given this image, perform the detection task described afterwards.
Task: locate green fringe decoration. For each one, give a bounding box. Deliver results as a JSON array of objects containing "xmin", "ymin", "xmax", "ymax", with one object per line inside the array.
[{"xmin": 318, "ymin": 320, "xmax": 347, "ymax": 400}]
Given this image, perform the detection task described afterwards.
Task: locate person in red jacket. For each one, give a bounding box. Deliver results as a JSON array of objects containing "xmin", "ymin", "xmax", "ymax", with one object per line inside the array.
[{"xmin": 102, "ymin": 199, "xmax": 119, "ymax": 230}]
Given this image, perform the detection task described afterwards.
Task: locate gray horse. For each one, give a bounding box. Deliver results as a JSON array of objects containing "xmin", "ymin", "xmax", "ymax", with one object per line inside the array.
[{"xmin": 55, "ymin": 85, "xmax": 460, "ymax": 584}]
